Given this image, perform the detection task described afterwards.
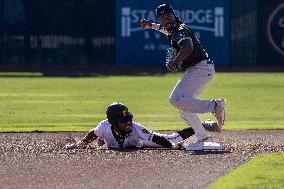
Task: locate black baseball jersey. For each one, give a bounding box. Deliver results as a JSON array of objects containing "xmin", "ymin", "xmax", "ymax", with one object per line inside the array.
[{"xmin": 168, "ymin": 23, "xmax": 209, "ymax": 70}]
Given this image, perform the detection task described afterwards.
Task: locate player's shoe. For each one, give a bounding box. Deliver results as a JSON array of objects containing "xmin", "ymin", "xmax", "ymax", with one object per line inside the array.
[
  {"xmin": 202, "ymin": 119, "xmax": 221, "ymax": 132},
  {"xmin": 211, "ymin": 99, "xmax": 226, "ymax": 128},
  {"xmin": 185, "ymin": 137, "xmax": 223, "ymax": 151}
]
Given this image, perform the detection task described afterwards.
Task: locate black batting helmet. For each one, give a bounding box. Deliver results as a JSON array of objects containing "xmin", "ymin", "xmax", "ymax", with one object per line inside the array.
[
  {"xmin": 106, "ymin": 102, "xmax": 133, "ymax": 126},
  {"xmin": 156, "ymin": 4, "xmax": 175, "ymax": 19}
]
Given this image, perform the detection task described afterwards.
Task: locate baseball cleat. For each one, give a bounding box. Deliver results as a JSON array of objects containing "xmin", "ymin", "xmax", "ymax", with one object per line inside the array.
[
  {"xmin": 211, "ymin": 99, "xmax": 226, "ymax": 128},
  {"xmin": 202, "ymin": 119, "xmax": 221, "ymax": 132}
]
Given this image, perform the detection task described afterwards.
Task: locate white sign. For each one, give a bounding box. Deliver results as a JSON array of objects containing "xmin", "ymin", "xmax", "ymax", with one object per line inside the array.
[{"xmin": 121, "ymin": 7, "xmax": 225, "ymax": 37}]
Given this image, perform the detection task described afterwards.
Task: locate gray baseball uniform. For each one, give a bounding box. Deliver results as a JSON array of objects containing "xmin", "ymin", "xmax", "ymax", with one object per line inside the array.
[{"xmin": 152, "ymin": 22, "xmax": 216, "ymax": 141}]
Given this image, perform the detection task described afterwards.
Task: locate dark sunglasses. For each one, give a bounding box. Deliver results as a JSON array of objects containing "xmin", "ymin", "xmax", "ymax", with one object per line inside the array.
[{"xmin": 119, "ymin": 118, "xmax": 132, "ymax": 124}]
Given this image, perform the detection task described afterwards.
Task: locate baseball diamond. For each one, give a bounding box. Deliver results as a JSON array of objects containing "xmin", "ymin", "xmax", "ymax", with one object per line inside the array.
[{"xmin": 0, "ymin": 0, "xmax": 284, "ymax": 189}]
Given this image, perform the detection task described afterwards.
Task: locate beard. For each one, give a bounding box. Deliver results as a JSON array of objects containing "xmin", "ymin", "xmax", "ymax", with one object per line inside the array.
[
  {"xmin": 120, "ymin": 123, "xmax": 132, "ymax": 134},
  {"xmin": 125, "ymin": 124, "xmax": 133, "ymax": 133},
  {"xmin": 165, "ymin": 21, "xmax": 177, "ymax": 32}
]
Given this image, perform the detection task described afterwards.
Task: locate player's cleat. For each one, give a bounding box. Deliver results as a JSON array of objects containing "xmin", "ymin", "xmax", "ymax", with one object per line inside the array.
[
  {"xmin": 203, "ymin": 119, "xmax": 221, "ymax": 132},
  {"xmin": 211, "ymin": 99, "xmax": 226, "ymax": 128},
  {"xmin": 185, "ymin": 137, "xmax": 223, "ymax": 151}
]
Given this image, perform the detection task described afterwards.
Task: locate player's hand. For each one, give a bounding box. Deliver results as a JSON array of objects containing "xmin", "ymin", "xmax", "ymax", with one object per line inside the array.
[
  {"xmin": 64, "ymin": 143, "xmax": 78, "ymax": 149},
  {"xmin": 171, "ymin": 141, "xmax": 185, "ymax": 150},
  {"xmin": 140, "ymin": 19, "xmax": 152, "ymax": 29},
  {"xmin": 166, "ymin": 61, "xmax": 178, "ymax": 72}
]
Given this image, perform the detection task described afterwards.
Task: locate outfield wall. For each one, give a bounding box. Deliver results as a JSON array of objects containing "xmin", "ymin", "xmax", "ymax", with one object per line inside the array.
[{"xmin": 0, "ymin": 0, "xmax": 283, "ymax": 70}]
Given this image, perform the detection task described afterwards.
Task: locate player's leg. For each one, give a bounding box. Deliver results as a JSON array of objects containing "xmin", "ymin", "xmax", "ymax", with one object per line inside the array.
[
  {"xmin": 161, "ymin": 120, "xmax": 220, "ymax": 142},
  {"xmin": 137, "ymin": 128, "xmax": 174, "ymax": 148},
  {"xmin": 178, "ymin": 109, "xmax": 224, "ymax": 150},
  {"xmin": 168, "ymin": 64, "xmax": 216, "ymax": 114},
  {"xmin": 168, "ymin": 73, "xmax": 213, "ymax": 141},
  {"xmin": 141, "ymin": 120, "xmax": 220, "ymax": 149},
  {"xmin": 179, "ymin": 110, "xmax": 209, "ymax": 141},
  {"xmin": 141, "ymin": 133, "xmax": 173, "ymax": 148},
  {"xmin": 168, "ymin": 63, "xmax": 225, "ymax": 150}
]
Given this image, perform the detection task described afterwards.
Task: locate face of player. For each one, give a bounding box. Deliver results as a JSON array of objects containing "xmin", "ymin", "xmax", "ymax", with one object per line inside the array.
[
  {"xmin": 117, "ymin": 120, "xmax": 132, "ymax": 134},
  {"xmin": 159, "ymin": 13, "xmax": 176, "ymax": 31}
]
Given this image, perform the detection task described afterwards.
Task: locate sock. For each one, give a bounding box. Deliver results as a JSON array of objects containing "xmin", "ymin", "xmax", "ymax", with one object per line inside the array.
[{"xmin": 177, "ymin": 127, "xmax": 195, "ymax": 140}]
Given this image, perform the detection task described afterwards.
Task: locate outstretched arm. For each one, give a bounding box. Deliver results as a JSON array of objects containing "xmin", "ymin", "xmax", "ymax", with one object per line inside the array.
[
  {"xmin": 140, "ymin": 19, "xmax": 169, "ymax": 35},
  {"xmin": 65, "ymin": 130, "xmax": 98, "ymax": 149}
]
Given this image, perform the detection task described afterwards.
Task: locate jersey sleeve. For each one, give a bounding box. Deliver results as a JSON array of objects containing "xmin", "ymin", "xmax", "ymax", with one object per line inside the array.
[
  {"xmin": 172, "ymin": 28, "xmax": 192, "ymax": 47},
  {"xmin": 151, "ymin": 23, "xmax": 169, "ymax": 35},
  {"xmin": 132, "ymin": 122, "xmax": 153, "ymax": 141},
  {"xmin": 92, "ymin": 122, "xmax": 104, "ymax": 138}
]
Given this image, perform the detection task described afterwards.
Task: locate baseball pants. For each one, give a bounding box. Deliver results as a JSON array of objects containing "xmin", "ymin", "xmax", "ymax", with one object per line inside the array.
[{"xmin": 169, "ymin": 60, "xmax": 216, "ymax": 141}]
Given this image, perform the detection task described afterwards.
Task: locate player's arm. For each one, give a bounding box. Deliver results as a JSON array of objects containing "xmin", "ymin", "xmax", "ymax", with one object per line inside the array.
[
  {"xmin": 151, "ymin": 134, "xmax": 173, "ymax": 148},
  {"xmin": 140, "ymin": 19, "xmax": 169, "ymax": 35},
  {"xmin": 167, "ymin": 38, "xmax": 193, "ymax": 70},
  {"xmin": 65, "ymin": 130, "xmax": 98, "ymax": 149}
]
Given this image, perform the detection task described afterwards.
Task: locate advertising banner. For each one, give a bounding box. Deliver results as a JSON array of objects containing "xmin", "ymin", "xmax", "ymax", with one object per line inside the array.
[{"xmin": 116, "ymin": 0, "xmax": 230, "ymax": 66}]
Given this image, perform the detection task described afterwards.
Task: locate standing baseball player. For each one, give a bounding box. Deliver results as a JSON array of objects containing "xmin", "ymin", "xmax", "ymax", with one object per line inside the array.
[
  {"xmin": 140, "ymin": 4, "xmax": 226, "ymax": 150},
  {"xmin": 65, "ymin": 102, "xmax": 221, "ymax": 150}
]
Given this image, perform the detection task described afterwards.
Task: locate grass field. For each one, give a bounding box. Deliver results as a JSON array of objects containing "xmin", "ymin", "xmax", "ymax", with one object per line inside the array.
[
  {"xmin": 0, "ymin": 72, "xmax": 283, "ymax": 132},
  {"xmin": 0, "ymin": 72, "xmax": 283, "ymax": 188},
  {"xmin": 208, "ymin": 153, "xmax": 284, "ymax": 189}
]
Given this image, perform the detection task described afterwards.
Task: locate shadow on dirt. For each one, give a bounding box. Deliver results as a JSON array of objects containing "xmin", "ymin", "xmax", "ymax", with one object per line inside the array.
[{"xmin": 189, "ymin": 150, "xmax": 232, "ymax": 155}]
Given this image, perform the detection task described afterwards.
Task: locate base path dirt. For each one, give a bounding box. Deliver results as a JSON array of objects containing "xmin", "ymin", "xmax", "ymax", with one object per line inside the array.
[{"xmin": 0, "ymin": 130, "xmax": 283, "ymax": 189}]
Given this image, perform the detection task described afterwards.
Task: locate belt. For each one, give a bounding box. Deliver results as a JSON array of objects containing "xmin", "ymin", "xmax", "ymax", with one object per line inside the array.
[{"xmin": 195, "ymin": 60, "xmax": 214, "ymax": 66}]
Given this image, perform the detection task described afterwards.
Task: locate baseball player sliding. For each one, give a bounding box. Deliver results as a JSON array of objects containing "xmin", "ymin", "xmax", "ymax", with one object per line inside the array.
[
  {"xmin": 140, "ymin": 4, "xmax": 226, "ymax": 150},
  {"xmin": 65, "ymin": 102, "xmax": 221, "ymax": 150}
]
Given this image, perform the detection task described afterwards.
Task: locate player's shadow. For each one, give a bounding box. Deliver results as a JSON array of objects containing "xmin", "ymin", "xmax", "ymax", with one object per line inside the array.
[
  {"xmin": 188, "ymin": 150, "xmax": 231, "ymax": 155},
  {"xmin": 105, "ymin": 147, "xmax": 170, "ymax": 152},
  {"xmin": 100, "ymin": 147, "xmax": 187, "ymax": 152},
  {"xmin": 98, "ymin": 148, "xmax": 232, "ymax": 154}
]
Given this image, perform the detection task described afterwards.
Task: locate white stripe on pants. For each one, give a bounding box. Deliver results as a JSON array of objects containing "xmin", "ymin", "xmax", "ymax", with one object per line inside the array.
[{"xmin": 169, "ymin": 61, "xmax": 215, "ymax": 140}]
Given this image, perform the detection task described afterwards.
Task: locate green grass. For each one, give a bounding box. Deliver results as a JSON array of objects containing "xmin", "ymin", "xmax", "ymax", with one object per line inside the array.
[
  {"xmin": 0, "ymin": 72, "xmax": 283, "ymax": 132},
  {"xmin": 208, "ymin": 153, "xmax": 284, "ymax": 189}
]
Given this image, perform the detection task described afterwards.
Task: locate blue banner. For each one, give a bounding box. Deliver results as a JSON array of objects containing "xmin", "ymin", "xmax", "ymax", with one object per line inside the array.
[{"xmin": 116, "ymin": 0, "xmax": 230, "ymax": 66}]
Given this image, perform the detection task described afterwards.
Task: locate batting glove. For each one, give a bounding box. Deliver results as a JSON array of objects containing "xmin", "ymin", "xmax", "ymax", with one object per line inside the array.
[
  {"xmin": 171, "ymin": 141, "xmax": 185, "ymax": 150},
  {"xmin": 64, "ymin": 143, "xmax": 78, "ymax": 149}
]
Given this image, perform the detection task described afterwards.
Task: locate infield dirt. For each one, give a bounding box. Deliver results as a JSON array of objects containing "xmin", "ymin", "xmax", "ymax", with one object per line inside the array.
[{"xmin": 0, "ymin": 130, "xmax": 283, "ymax": 189}]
